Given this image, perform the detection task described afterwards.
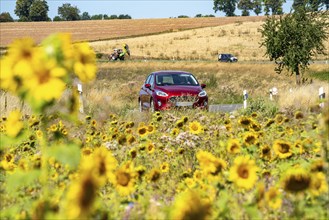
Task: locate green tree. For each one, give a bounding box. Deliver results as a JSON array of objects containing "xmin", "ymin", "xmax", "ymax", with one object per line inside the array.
[
  {"xmin": 238, "ymin": 0, "xmax": 254, "ymax": 16},
  {"xmin": 0, "ymin": 12, "xmax": 14, "ymax": 22},
  {"xmin": 81, "ymin": 12, "xmax": 91, "ymax": 20},
  {"xmin": 293, "ymin": 0, "xmax": 327, "ymax": 11},
  {"xmin": 15, "ymin": 0, "xmax": 33, "ymax": 21},
  {"xmin": 58, "ymin": 3, "xmax": 80, "ymax": 21},
  {"xmin": 213, "ymin": 0, "xmax": 238, "ymax": 16},
  {"xmin": 260, "ymin": 8, "xmax": 329, "ymax": 85},
  {"xmin": 29, "ymin": 0, "xmax": 49, "ymax": 21},
  {"xmin": 109, "ymin": 15, "xmax": 118, "ymax": 19},
  {"xmin": 253, "ymin": 0, "xmax": 262, "ymax": 15},
  {"xmin": 53, "ymin": 16, "xmax": 62, "ymax": 21},
  {"xmin": 91, "ymin": 14, "xmax": 103, "ymax": 20},
  {"xmin": 264, "ymin": 0, "xmax": 285, "ymax": 15}
]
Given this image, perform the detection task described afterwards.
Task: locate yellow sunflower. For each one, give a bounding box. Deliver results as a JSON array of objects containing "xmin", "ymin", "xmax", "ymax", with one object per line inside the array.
[
  {"xmin": 170, "ymin": 189, "xmax": 212, "ymax": 220},
  {"xmin": 229, "ymin": 156, "xmax": 259, "ymax": 190},
  {"xmin": 226, "ymin": 139, "xmax": 241, "ymax": 154},
  {"xmin": 171, "ymin": 128, "xmax": 180, "ymax": 136},
  {"xmin": 147, "ymin": 142, "xmax": 155, "ymax": 154},
  {"xmin": 148, "ymin": 168, "xmax": 161, "ymax": 182},
  {"xmin": 160, "ymin": 162, "xmax": 170, "ymax": 173},
  {"xmin": 147, "ymin": 124, "xmax": 155, "ymax": 134},
  {"xmin": 65, "ymin": 171, "xmax": 99, "ymax": 219},
  {"xmin": 265, "ymin": 187, "xmax": 282, "ymax": 210},
  {"xmin": 189, "ymin": 121, "xmax": 204, "ymax": 135},
  {"xmin": 309, "ymin": 172, "xmax": 328, "ymax": 196},
  {"xmin": 260, "ymin": 145, "xmax": 271, "ymax": 160},
  {"xmin": 72, "ymin": 42, "xmax": 97, "ymax": 83},
  {"xmin": 242, "ymin": 132, "xmax": 259, "ymax": 147},
  {"xmin": 81, "ymin": 146, "xmax": 118, "ymax": 184},
  {"xmin": 273, "ymin": 140, "xmax": 293, "ymax": 159},
  {"xmin": 5, "ymin": 110, "xmax": 24, "ymax": 138},
  {"xmin": 137, "ymin": 125, "xmax": 148, "ymax": 137},
  {"xmin": 110, "ymin": 164, "xmax": 136, "ymax": 196},
  {"xmin": 196, "ymin": 150, "xmax": 227, "ymax": 176},
  {"xmin": 176, "ymin": 119, "xmax": 185, "ymax": 129},
  {"xmin": 238, "ymin": 116, "xmax": 253, "ymax": 129},
  {"xmin": 281, "ymin": 168, "xmax": 311, "ymax": 193}
]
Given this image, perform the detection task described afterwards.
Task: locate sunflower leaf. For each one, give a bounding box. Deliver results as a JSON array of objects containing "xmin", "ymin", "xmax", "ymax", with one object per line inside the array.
[{"xmin": 46, "ymin": 143, "xmax": 81, "ymax": 169}]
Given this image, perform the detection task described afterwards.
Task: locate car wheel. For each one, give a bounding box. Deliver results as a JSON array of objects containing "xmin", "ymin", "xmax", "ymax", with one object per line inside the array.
[{"xmin": 150, "ymin": 99, "xmax": 155, "ymax": 112}]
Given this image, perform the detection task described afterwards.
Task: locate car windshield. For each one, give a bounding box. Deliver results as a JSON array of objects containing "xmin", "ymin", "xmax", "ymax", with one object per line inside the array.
[{"xmin": 155, "ymin": 74, "xmax": 199, "ymax": 86}]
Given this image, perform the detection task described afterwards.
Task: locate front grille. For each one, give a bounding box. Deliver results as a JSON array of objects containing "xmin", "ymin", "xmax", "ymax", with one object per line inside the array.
[{"xmin": 169, "ymin": 95, "xmax": 198, "ymax": 103}]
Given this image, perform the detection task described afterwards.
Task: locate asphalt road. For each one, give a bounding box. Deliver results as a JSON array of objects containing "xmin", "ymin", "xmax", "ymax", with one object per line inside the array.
[{"xmin": 209, "ymin": 104, "xmax": 243, "ymax": 112}]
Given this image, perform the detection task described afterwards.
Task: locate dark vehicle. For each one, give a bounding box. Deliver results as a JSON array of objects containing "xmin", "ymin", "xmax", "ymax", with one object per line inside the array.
[
  {"xmin": 218, "ymin": 53, "xmax": 238, "ymax": 62},
  {"xmin": 138, "ymin": 71, "xmax": 208, "ymax": 111},
  {"xmin": 109, "ymin": 43, "xmax": 130, "ymax": 61}
]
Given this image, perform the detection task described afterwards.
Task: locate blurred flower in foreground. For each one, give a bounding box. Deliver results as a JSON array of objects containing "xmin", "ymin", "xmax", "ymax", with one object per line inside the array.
[
  {"xmin": 281, "ymin": 168, "xmax": 311, "ymax": 194},
  {"xmin": 170, "ymin": 189, "xmax": 212, "ymax": 220},
  {"xmin": 5, "ymin": 110, "xmax": 23, "ymax": 138},
  {"xmin": 0, "ymin": 33, "xmax": 97, "ymax": 113}
]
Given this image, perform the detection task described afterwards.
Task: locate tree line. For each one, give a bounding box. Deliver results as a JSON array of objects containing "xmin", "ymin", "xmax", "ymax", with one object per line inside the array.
[
  {"xmin": 0, "ymin": 1, "xmax": 132, "ymax": 22},
  {"xmin": 214, "ymin": 0, "xmax": 329, "ymax": 16},
  {"xmin": 1, "ymin": 0, "xmax": 328, "ymax": 22}
]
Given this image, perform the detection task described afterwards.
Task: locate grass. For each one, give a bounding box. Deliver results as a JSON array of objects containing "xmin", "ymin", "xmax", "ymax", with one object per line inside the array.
[
  {"xmin": 1, "ymin": 61, "xmax": 328, "ymax": 121},
  {"xmin": 309, "ymin": 69, "xmax": 329, "ymax": 82}
]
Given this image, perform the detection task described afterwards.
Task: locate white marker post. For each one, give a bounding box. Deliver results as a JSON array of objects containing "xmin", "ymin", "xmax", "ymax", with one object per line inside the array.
[
  {"xmin": 269, "ymin": 89, "xmax": 273, "ymax": 100},
  {"xmin": 319, "ymin": 87, "xmax": 325, "ymax": 108},
  {"xmin": 77, "ymin": 83, "xmax": 84, "ymax": 113},
  {"xmin": 243, "ymin": 90, "xmax": 248, "ymax": 109}
]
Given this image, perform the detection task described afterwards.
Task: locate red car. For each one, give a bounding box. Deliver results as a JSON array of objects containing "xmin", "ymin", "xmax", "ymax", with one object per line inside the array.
[{"xmin": 139, "ymin": 70, "xmax": 208, "ymax": 111}]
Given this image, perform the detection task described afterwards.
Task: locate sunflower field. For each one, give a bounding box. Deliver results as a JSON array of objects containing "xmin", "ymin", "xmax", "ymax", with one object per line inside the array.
[{"xmin": 0, "ymin": 34, "xmax": 328, "ymax": 220}]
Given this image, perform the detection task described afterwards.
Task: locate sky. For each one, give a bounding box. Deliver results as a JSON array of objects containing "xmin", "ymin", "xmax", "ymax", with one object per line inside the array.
[{"xmin": 1, "ymin": 0, "xmax": 294, "ymax": 20}]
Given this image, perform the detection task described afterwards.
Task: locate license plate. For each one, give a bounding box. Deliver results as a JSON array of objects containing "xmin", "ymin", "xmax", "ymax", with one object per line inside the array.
[{"xmin": 175, "ymin": 102, "xmax": 193, "ymax": 107}]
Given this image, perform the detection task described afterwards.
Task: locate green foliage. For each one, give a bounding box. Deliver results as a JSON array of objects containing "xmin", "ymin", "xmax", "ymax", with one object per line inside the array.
[
  {"xmin": 45, "ymin": 143, "xmax": 81, "ymax": 169},
  {"xmin": 263, "ymin": 0, "xmax": 285, "ymax": 15},
  {"xmin": 29, "ymin": 0, "xmax": 49, "ymax": 21},
  {"xmin": 241, "ymin": 96, "xmax": 279, "ymax": 117},
  {"xmin": 95, "ymin": 52, "xmax": 104, "ymax": 59},
  {"xmin": 15, "ymin": 0, "xmax": 33, "ymax": 21},
  {"xmin": 238, "ymin": 0, "xmax": 254, "ymax": 16},
  {"xmin": 58, "ymin": 3, "xmax": 80, "ymax": 21},
  {"xmin": 309, "ymin": 70, "xmax": 329, "ymax": 82},
  {"xmin": 213, "ymin": 0, "xmax": 238, "ymax": 16},
  {"xmin": 81, "ymin": 11, "xmax": 91, "ymax": 20},
  {"xmin": 52, "ymin": 16, "xmax": 62, "ymax": 21},
  {"xmin": 260, "ymin": 8, "xmax": 329, "ymax": 84},
  {"xmin": 0, "ymin": 12, "xmax": 14, "ymax": 22},
  {"xmin": 14, "ymin": 0, "xmax": 49, "ymax": 21}
]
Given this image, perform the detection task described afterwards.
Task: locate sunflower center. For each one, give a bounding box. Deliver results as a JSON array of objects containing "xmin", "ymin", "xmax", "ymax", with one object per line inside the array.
[
  {"xmin": 191, "ymin": 124, "xmax": 199, "ymax": 131},
  {"xmin": 279, "ymin": 144, "xmax": 290, "ymax": 153},
  {"xmin": 99, "ymin": 160, "xmax": 106, "ymax": 176},
  {"xmin": 285, "ymin": 175, "xmax": 311, "ymax": 192},
  {"xmin": 117, "ymin": 171, "xmax": 131, "ymax": 186},
  {"xmin": 238, "ymin": 166, "xmax": 249, "ymax": 179},
  {"xmin": 79, "ymin": 178, "xmax": 96, "ymax": 209}
]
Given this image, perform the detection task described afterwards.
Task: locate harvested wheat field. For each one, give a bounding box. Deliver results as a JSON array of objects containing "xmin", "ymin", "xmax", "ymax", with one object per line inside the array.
[{"xmin": 0, "ymin": 16, "xmax": 266, "ymax": 47}]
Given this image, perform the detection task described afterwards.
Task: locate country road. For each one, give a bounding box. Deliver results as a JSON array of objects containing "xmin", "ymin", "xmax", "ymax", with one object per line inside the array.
[{"xmin": 209, "ymin": 104, "xmax": 243, "ymax": 112}]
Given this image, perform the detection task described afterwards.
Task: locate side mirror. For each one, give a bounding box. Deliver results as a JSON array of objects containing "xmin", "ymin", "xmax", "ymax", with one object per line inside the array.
[
  {"xmin": 201, "ymin": 84, "xmax": 206, "ymax": 89},
  {"xmin": 145, "ymin": 84, "xmax": 151, "ymax": 89}
]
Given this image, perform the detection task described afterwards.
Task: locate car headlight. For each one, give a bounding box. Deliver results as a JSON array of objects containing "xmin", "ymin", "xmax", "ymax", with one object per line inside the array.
[
  {"xmin": 156, "ymin": 90, "xmax": 168, "ymax": 97},
  {"xmin": 198, "ymin": 90, "xmax": 207, "ymax": 97}
]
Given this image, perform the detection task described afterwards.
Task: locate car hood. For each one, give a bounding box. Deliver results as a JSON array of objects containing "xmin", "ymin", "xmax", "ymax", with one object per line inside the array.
[{"xmin": 156, "ymin": 85, "xmax": 202, "ymax": 95}]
